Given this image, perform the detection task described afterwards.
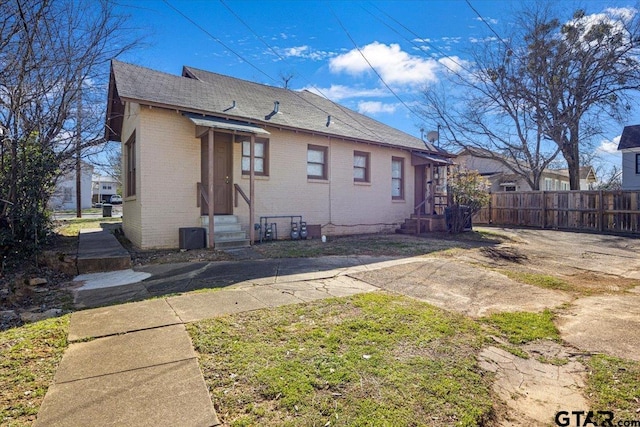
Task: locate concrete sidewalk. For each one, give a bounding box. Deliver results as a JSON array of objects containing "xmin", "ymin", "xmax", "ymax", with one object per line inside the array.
[
  {"xmin": 76, "ymin": 228, "xmax": 131, "ymax": 274},
  {"xmin": 35, "ymin": 255, "xmax": 405, "ymax": 426}
]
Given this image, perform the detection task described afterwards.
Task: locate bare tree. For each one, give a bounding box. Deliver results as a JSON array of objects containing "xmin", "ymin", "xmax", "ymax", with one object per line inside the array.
[
  {"xmin": 279, "ymin": 70, "xmax": 296, "ymax": 89},
  {"xmin": 518, "ymin": 6, "xmax": 640, "ymax": 189},
  {"xmin": 0, "ymin": 0, "xmax": 139, "ymax": 255},
  {"xmin": 420, "ymin": 3, "xmax": 640, "ymax": 190},
  {"xmin": 596, "ymin": 166, "xmax": 623, "ymax": 190}
]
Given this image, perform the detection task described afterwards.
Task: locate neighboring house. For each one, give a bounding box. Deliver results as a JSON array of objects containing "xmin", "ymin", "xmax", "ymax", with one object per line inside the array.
[
  {"xmin": 49, "ymin": 162, "xmax": 94, "ymax": 210},
  {"xmin": 617, "ymin": 125, "xmax": 640, "ymax": 190},
  {"xmin": 105, "ymin": 60, "xmax": 453, "ymax": 249},
  {"xmin": 92, "ymin": 176, "xmax": 119, "ymax": 203},
  {"xmin": 553, "ymin": 167, "xmax": 598, "ymax": 191},
  {"xmin": 456, "ymin": 148, "xmax": 597, "ymax": 191}
]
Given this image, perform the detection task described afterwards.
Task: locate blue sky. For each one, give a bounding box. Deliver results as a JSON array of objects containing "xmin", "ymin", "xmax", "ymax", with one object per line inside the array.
[{"xmin": 113, "ymin": 0, "xmax": 639, "ymax": 177}]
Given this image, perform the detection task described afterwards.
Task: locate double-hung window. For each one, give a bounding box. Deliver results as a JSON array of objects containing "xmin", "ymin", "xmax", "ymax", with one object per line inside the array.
[
  {"xmin": 125, "ymin": 131, "xmax": 136, "ymax": 197},
  {"xmin": 391, "ymin": 157, "xmax": 404, "ymax": 199},
  {"xmin": 242, "ymin": 138, "xmax": 269, "ymax": 176},
  {"xmin": 636, "ymin": 153, "xmax": 640, "ymax": 174},
  {"xmin": 307, "ymin": 145, "xmax": 328, "ymax": 180},
  {"xmin": 353, "ymin": 151, "xmax": 370, "ymax": 183}
]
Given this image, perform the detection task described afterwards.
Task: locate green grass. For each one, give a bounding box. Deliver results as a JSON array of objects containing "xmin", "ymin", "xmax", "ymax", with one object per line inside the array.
[
  {"xmin": 481, "ymin": 309, "xmax": 561, "ymax": 344},
  {"xmin": 54, "ymin": 217, "xmax": 122, "ymax": 237},
  {"xmin": 0, "ymin": 315, "xmax": 70, "ymax": 426},
  {"xmin": 586, "ymin": 355, "xmax": 640, "ymax": 423},
  {"xmin": 188, "ymin": 293, "xmax": 494, "ymax": 427},
  {"xmin": 499, "ymin": 270, "xmax": 573, "ymax": 292}
]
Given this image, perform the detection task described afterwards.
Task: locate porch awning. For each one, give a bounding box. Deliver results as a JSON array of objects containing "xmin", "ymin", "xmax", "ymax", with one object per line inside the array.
[
  {"xmin": 411, "ymin": 151, "xmax": 454, "ymax": 166},
  {"xmin": 184, "ymin": 113, "xmax": 270, "ymax": 136}
]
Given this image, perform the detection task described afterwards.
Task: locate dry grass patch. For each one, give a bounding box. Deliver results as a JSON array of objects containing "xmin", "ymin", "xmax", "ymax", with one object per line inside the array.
[
  {"xmin": 188, "ymin": 293, "xmax": 494, "ymax": 427},
  {"xmin": 254, "ymin": 231, "xmax": 506, "ymax": 259},
  {"xmin": 0, "ymin": 315, "xmax": 69, "ymax": 426}
]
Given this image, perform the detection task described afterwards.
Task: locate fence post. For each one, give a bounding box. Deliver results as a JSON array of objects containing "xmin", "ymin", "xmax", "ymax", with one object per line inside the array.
[
  {"xmin": 488, "ymin": 194, "xmax": 493, "ymax": 224},
  {"xmin": 541, "ymin": 191, "xmax": 546, "ymax": 229},
  {"xmin": 598, "ymin": 190, "xmax": 604, "ymax": 232}
]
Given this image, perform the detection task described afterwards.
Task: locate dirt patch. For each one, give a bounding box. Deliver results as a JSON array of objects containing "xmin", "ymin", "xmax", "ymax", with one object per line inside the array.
[
  {"xmin": 128, "ymin": 247, "xmax": 233, "ymax": 266},
  {"xmin": 562, "ymin": 271, "xmax": 640, "ymax": 294}
]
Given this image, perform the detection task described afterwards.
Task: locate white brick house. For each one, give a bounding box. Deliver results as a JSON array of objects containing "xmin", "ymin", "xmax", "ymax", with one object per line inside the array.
[{"xmin": 105, "ymin": 61, "xmax": 453, "ymax": 249}]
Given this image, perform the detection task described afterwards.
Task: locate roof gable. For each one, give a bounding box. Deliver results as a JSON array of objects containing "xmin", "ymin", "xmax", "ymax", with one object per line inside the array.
[
  {"xmin": 106, "ymin": 60, "xmax": 447, "ymax": 155},
  {"xmin": 618, "ymin": 125, "xmax": 640, "ymax": 150}
]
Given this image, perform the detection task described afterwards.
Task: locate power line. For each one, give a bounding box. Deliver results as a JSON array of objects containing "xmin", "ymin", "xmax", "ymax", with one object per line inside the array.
[
  {"xmin": 328, "ymin": 5, "xmax": 425, "ymax": 125},
  {"xmin": 364, "ymin": 2, "xmax": 472, "ymax": 76},
  {"xmin": 161, "ymin": 0, "xmax": 276, "ymax": 85},
  {"xmin": 216, "ymin": 0, "xmax": 385, "ymax": 141},
  {"xmin": 465, "ymin": 0, "xmax": 511, "ymax": 51},
  {"xmin": 162, "ymin": 0, "xmax": 399, "ymax": 143}
]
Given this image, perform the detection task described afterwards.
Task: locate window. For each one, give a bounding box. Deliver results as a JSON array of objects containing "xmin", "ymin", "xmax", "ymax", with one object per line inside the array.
[
  {"xmin": 307, "ymin": 145, "xmax": 328, "ymax": 179},
  {"xmin": 391, "ymin": 157, "xmax": 404, "ymax": 199},
  {"xmin": 353, "ymin": 151, "xmax": 370, "ymax": 183},
  {"xmin": 636, "ymin": 154, "xmax": 640, "ymax": 174},
  {"xmin": 102, "ymin": 185, "xmax": 112, "ymax": 190},
  {"xmin": 63, "ymin": 187, "xmax": 72, "ymax": 203},
  {"xmin": 242, "ymin": 138, "xmax": 269, "ymax": 176},
  {"xmin": 125, "ymin": 131, "xmax": 136, "ymax": 197},
  {"xmin": 544, "ymin": 178, "xmax": 553, "ymax": 191},
  {"xmin": 504, "ymin": 186, "xmax": 516, "ymax": 192},
  {"xmin": 561, "ymin": 182, "xmax": 569, "ymax": 190}
]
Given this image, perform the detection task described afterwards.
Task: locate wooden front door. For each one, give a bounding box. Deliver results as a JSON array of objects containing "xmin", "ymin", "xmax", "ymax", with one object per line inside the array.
[{"xmin": 201, "ymin": 132, "xmax": 233, "ymax": 215}]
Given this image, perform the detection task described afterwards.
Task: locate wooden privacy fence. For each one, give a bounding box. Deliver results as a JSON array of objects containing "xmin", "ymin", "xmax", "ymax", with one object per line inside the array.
[{"xmin": 474, "ymin": 191, "xmax": 640, "ymax": 234}]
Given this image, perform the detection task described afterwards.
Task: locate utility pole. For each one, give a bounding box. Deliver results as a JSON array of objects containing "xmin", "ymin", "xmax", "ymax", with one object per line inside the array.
[{"xmin": 75, "ymin": 81, "xmax": 82, "ymax": 218}]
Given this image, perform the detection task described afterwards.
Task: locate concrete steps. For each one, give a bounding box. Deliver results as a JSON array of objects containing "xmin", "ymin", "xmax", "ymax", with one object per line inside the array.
[{"xmin": 201, "ymin": 215, "xmax": 250, "ymax": 249}]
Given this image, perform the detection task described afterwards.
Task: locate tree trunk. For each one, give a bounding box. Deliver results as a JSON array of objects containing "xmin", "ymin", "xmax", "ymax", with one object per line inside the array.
[{"xmin": 568, "ymin": 131, "xmax": 581, "ymax": 190}]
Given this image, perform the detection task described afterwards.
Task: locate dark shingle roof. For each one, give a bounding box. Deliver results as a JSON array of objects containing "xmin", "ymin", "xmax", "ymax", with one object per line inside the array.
[
  {"xmin": 107, "ymin": 60, "xmax": 445, "ymax": 154},
  {"xmin": 618, "ymin": 125, "xmax": 640, "ymax": 150}
]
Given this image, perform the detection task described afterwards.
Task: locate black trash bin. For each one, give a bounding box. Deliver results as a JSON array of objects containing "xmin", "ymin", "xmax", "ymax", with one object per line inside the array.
[{"xmin": 102, "ymin": 204, "xmax": 113, "ymax": 217}]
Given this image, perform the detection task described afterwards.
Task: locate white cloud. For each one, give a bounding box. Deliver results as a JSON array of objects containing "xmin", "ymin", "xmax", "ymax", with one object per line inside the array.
[
  {"xmin": 469, "ymin": 36, "xmax": 498, "ymax": 44},
  {"xmin": 357, "ymin": 101, "xmax": 398, "ymax": 115},
  {"xmin": 604, "ymin": 7, "xmax": 637, "ymax": 23},
  {"xmin": 564, "ymin": 8, "xmax": 637, "ymax": 48},
  {"xmin": 438, "ymin": 56, "xmax": 469, "ymax": 74},
  {"xmin": 597, "ymin": 136, "xmax": 621, "ymax": 154},
  {"xmin": 275, "ymin": 45, "xmax": 333, "ymax": 61},
  {"xmin": 302, "ymin": 84, "xmax": 387, "ymax": 101},
  {"xmin": 329, "ymin": 42, "xmax": 440, "ymax": 85},
  {"xmin": 474, "ymin": 16, "xmax": 498, "ymax": 25}
]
